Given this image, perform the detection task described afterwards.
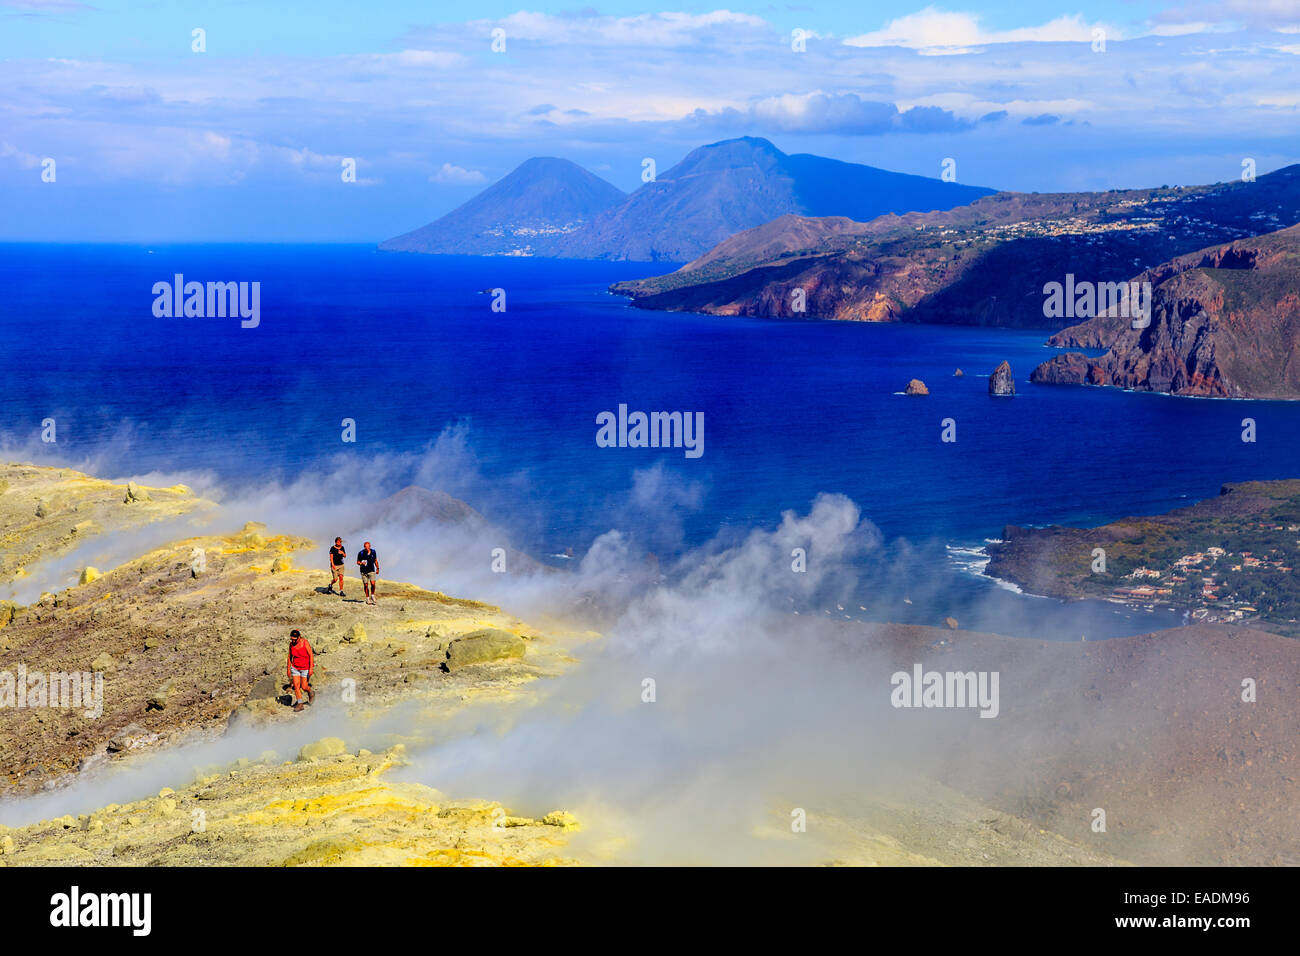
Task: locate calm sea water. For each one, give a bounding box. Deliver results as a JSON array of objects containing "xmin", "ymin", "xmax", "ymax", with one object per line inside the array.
[{"xmin": 4, "ymin": 243, "xmax": 1298, "ymax": 638}]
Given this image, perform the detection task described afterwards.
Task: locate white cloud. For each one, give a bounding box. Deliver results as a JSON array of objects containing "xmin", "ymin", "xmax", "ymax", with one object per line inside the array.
[
  {"xmin": 2, "ymin": 7, "xmax": 1298, "ymax": 199},
  {"xmin": 900, "ymin": 92, "xmax": 1095, "ymax": 120},
  {"xmin": 465, "ymin": 10, "xmax": 769, "ymax": 48},
  {"xmin": 1147, "ymin": 21, "xmax": 1222, "ymax": 37},
  {"xmin": 429, "ymin": 162, "xmax": 487, "ymax": 185},
  {"xmin": 1255, "ymin": 94, "xmax": 1300, "ymax": 107},
  {"xmin": 845, "ymin": 8, "xmax": 1113, "ymax": 54},
  {"xmin": 744, "ymin": 91, "xmax": 967, "ymax": 133},
  {"xmin": 354, "ymin": 50, "xmax": 466, "ymax": 69},
  {"xmin": 0, "ymin": 142, "xmax": 43, "ymax": 168}
]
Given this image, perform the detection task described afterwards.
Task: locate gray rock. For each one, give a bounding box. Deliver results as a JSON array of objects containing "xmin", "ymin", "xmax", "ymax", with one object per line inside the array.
[
  {"xmin": 247, "ymin": 675, "xmax": 280, "ymax": 701},
  {"xmin": 989, "ymin": 361, "xmax": 1016, "ymax": 396},
  {"xmin": 107, "ymin": 723, "xmax": 148, "ymax": 753}
]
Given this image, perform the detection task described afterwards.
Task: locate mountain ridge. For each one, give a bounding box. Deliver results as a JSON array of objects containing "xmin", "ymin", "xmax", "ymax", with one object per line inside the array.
[
  {"xmin": 611, "ymin": 164, "xmax": 1300, "ymax": 330},
  {"xmin": 380, "ymin": 137, "xmax": 995, "ymax": 261}
]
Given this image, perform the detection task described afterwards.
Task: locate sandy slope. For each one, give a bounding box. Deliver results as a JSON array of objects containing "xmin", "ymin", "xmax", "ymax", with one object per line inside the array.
[{"xmin": 852, "ymin": 622, "xmax": 1300, "ymax": 865}]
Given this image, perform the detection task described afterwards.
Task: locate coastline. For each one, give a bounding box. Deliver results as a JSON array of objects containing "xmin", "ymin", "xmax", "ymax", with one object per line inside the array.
[{"xmin": 982, "ymin": 479, "xmax": 1300, "ymax": 637}]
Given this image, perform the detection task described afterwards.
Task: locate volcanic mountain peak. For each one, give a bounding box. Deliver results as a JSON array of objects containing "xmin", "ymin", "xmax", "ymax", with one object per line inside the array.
[
  {"xmin": 379, "ymin": 156, "xmax": 625, "ymax": 256},
  {"xmin": 381, "ymin": 136, "xmax": 995, "ymax": 261}
]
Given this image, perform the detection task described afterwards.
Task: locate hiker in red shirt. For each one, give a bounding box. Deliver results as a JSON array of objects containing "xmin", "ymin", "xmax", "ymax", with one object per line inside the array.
[{"xmin": 286, "ymin": 629, "xmax": 314, "ymax": 712}]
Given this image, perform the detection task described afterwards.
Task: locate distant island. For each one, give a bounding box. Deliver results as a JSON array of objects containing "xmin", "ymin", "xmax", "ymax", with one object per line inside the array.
[
  {"xmin": 380, "ymin": 136, "xmax": 994, "ymax": 262},
  {"xmin": 985, "ymin": 480, "xmax": 1300, "ymax": 636},
  {"xmin": 610, "ymin": 164, "xmax": 1300, "ymax": 332},
  {"xmin": 379, "ymin": 156, "xmax": 627, "ymax": 258}
]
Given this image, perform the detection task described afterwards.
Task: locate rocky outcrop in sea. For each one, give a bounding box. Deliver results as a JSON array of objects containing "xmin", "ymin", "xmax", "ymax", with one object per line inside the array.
[{"xmin": 989, "ymin": 361, "xmax": 1015, "ymax": 396}]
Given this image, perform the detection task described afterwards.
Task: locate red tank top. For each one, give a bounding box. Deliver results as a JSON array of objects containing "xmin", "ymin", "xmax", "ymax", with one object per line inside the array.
[{"xmin": 289, "ymin": 639, "xmax": 311, "ymax": 669}]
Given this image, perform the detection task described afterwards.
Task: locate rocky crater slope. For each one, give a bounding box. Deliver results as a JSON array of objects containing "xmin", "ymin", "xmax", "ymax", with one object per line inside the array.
[{"xmin": 1032, "ymin": 225, "xmax": 1300, "ymax": 397}]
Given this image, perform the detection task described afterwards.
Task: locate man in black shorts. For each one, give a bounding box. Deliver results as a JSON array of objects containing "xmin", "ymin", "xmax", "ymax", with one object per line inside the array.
[
  {"xmin": 357, "ymin": 541, "xmax": 379, "ymax": 605},
  {"xmin": 328, "ymin": 537, "xmax": 347, "ymax": 597}
]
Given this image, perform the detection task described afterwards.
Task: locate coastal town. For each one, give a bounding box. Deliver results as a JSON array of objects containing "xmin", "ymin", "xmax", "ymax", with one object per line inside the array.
[
  {"xmin": 1111, "ymin": 534, "xmax": 1299, "ymax": 626},
  {"xmin": 985, "ymin": 481, "xmax": 1300, "ymax": 637}
]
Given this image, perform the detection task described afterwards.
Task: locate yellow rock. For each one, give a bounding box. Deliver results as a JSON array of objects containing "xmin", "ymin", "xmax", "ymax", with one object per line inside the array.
[
  {"xmin": 281, "ymin": 836, "xmax": 367, "ymax": 866},
  {"xmin": 271, "ymin": 555, "xmax": 292, "ymax": 573},
  {"xmin": 28, "ymin": 844, "xmax": 94, "ymax": 861},
  {"xmin": 298, "ymin": 737, "xmax": 347, "ymax": 761},
  {"xmin": 542, "ymin": 811, "xmax": 579, "ymax": 830},
  {"xmin": 79, "ymin": 566, "xmax": 100, "ymax": 585},
  {"xmin": 123, "ymin": 482, "xmax": 151, "ymax": 503}
]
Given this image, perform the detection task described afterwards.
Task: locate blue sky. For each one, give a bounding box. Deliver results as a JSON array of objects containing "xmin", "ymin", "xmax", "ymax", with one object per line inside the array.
[
  {"xmin": 2, "ymin": 0, "xmax": 1299, "ymax": 241},
  {"xmin": 0, "ymin": 1, "xmax": 1187, "ymax": 59}
]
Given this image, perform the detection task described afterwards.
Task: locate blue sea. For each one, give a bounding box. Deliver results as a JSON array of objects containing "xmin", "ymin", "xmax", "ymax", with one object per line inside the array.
[{"xmin": 4, "ymin": 243, "xmax": 1299, "ymax": 639}]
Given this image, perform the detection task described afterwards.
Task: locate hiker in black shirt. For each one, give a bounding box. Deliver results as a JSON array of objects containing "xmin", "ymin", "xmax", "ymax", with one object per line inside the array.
[
  {"xmin": 357, "ymin": 542, "xmax": 380, "ymax": 605},
  {"xmin": 328, "ymin": 537, "xmax": 347, "ymax": 597}
]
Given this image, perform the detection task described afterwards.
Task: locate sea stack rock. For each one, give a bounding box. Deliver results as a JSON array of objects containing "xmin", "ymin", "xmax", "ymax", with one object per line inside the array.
[
  {"xmin": 989, "ymin": 361, "xmax": 1015, "ymax": 396},
  {"xmin": 954, "ymin": 368, "xmax": 964, "ymax": 377},
  {"xmin": 904, "ymin": 379, "xmax": 929, "ymax": 396}
]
